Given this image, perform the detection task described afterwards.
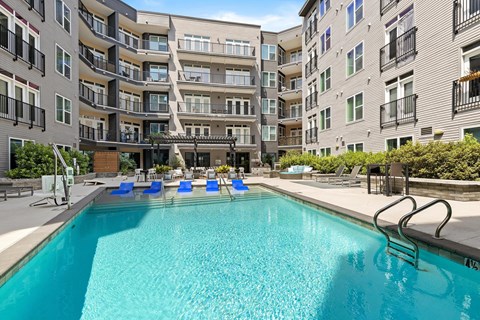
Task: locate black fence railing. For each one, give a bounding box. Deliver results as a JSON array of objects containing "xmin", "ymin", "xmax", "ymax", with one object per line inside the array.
[
  {"xmin": 305, "ymin": 18, "xmax": 318, "ymax": 45},
  {"xmin": 305, "ymin": 92, "xmax": 318, "ymax": 111},
  {"xmin": 177, "ymin": 39, "xmax": 256, "ymax": 57},
  {"xmin": 79, "ymin": 83, "xmax": 111, "ymax": 107},
  {"xmin": 380, "ymin": 27, "xmax": 417, "ymax": 72},
  {"xmin": 380, "ymin": 94, "xmax": 417, "ymax": 128},
  {"xmin": 178, "ymin": 71, "xmax": 255, "ymax": 86},
  {"xmin": 305, "ymin": 128, "xmax": 318, "ymax": 144},
  {"xmin": 305, "ymin": 56, "xmax": 318, "ymax": 78},
  {"xmin": 279, "ymin": 108, "xmax": 302, "ymax": 119},
  {"xmin": 140, "ymin": 39, "xmax": 169, "ymax": 52},
  {"xmin": 380, "ymin": 0, "xmax": 399, "ymax": 15},
  {"xmin": 79, "ymin": 1, "xmax": 116, "ymax": 38},
  {"xmin": 454, "ymin": 0, "xmax": 480, "ymax": 33},
  {"xmin": 278, "ymin": 136, "xmax": 302, "ymax": 146},
  {"xmin": 24, "ymin": 0, "xmax": 45, "ymax": 21},
  {"xmin": 79, "ymin": 41, "xmax": 117, "ymax": 73},
  {"xmin": 79, "ymin": 125, "xmax": 146, "ymax": 144},
  {"xmin": 178, "ymin": 102, "xmax": 255, "ymax": 115},
  {"xmin": 79, "ymin": 124, "xmax": 97, "ymax": 140},
  {"xmin": 453, "ymin": 78, "xmax": 480, "ymax": 113},
  {"xmin": 0, "ymin": 93, "xmax": 45, "ymax": 130},
  {"xmin": 0, "ymin": 24, "xmax": 45, "ymax": 75}
]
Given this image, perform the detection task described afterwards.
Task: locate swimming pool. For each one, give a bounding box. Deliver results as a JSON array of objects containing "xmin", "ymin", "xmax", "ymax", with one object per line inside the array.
[{"xmin": 0, "ymin": 187, "xmax": 479, "ymax": 319}]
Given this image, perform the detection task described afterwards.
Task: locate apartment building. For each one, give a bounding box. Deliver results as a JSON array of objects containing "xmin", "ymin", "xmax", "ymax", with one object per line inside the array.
[
  {"xmin": 0, "ymin": 0, "xmax": 79, "ymax": 176},
  {"xmin": 300, "ymin": 0, "xmax": 480, "ymax": 155}
]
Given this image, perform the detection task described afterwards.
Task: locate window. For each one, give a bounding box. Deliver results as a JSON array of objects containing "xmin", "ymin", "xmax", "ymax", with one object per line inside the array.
[
  {"xmin": 226, "ymin": 97, "xmax": 251, "ymax": 115},
  {"xmin": 347, "ymin": 0, "xmax": 364, "ymax": 31},
  {"xmin": 119, "ymin": 27, "xmax": 139, "ymax": 48},
  {"xmin": 320, "ymin": 0, "xmax": 331, "ymax": 18},
  {"xmin": 320, "ymin": 147, "xmax": 332, "ymax": 157},
  {"xmin": 308, "ymin": 149, "xmax": 317, "ymax": 155},
  {"xmin": 149, "ymin": 94, "xmax": 168, "ymax": 112},
  {"xmin": 386, "ymin": 136, "xmax": 412, "ymax": 150},
  {"xmin": 319, "ymin": 107, "xmax": 331, "ymax": 130},
  {"xmin": 320, "ymin": 67, "xmax": 331, "ymax": 93},
  {"xmin": 464, "ymin": 127, "xmax": 480, "ymax": 141},
  {"xmin": 262, "ymin": 99, "xmax": 277, "ymax": 114},
  {"xmin": 346, "ymin": 92, "xmax": 364, "ymax": 122},
  {"xmin": 184, "ymin": 34, "xmax": 210, "ymax": 52},
  {"xmin": 262, "ymin": 72, "xmax": 276, "ymax": 87},
  {"xmin": 262, "ymin": 44, "xmax": 276, "ymax": 60},
  {"xmin": 185, "ymin": 152, "xmax": 210, "ymax": 168},
  {"xmin": 185, "ymin": 123, "xmax": 210, "ymax": 136},
  {"xmin": 184, "ymin": 65, "xmax": 210, "ymax": 82},
  {"xmin": 385, "ymin": 71, "xmax": 415, "ymax": 121},
  {"xmin": 226, "ymin": 39, "xmax": 251, "ymax": 56},
  {"xmin": 289, "ymin": 77, "xmax": 302, "ymax": 90},
  {"xmin": 149, "ymin": 35, "xmax": 168, "ymax": 52},
  {"xmin": 226, "ymin": 68, "xmax": 250, "ymax": 85},
  {"xmin": 9, "ymin": 138, "xmax": 34, "ymax": 169},
  {"xmin": 226, "ymin": 125, "xmax": 251, "ymax": 144},
  {"xmin": 290, "ymin": 50, "xmax": 302, "ymax": 63},
  {"xmin": 55, "ymin": 0, "xmax": 71, "ymax": 33},
  {"xmin": 347, "ymin": 42, "xmax": 363, "ymax": 76},
  {"xmin": 56, "ymin": 45, "xmax": 71, "ymax": 79},
  {"xmin": 56, "ymin": 94, "xmax": 72, "ymax": 125},
  {"xmin": 262, "ymin": 125, "xmax": 277, "ymax": 141},
  {"xmin": 150, "ymin": 123, "xmax": 168, "ymax": 134},
  {"xmin": 278, "ymin": 47, "xmax": 286, "ymax": 65},
  {"xmin": 320, "ymin": 27, "xmax": 331, "ymax": 54},
  {"xmin": 347, "ymin": 143, "xmax": 364, "ymax": 152},
  {"xmin": 149, "ymin": 65, "xmax": 168, "ymax": 82}
]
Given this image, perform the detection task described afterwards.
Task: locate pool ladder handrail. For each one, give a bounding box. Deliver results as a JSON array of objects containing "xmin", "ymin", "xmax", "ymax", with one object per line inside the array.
[{"xmin": 219, "ymin": 175, "xmax": 235, "ymax": 201}]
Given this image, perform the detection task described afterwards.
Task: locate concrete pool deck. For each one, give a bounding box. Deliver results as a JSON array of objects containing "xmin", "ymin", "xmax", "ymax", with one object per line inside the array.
[{"xmin": 1, "ymin": 175, "xmax": 480, "ymax": 278}]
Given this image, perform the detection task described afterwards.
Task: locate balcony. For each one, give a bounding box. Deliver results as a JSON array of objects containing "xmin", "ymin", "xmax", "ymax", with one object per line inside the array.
[
  {"xmin": 177, "ymin": 102, "xmax": 256, "ymax": 121},
  {"xmin": 278, "ymin": 87, "xmax": 302, "ymax": 100},
  {"xmin": 278, "ymin": 58, "xmax": 302, "ymax": 75},
  {"xmin": 305, "ymin": 57, "xmax": 318, "ymax": 78},
  {"xmin": 305, "ymin": 18, "xmax": 318, "ymax": 45},
  {"xmin": 0, "ymin": 93, "xmax": 45, "ymax": 131},
  {"xmin": 177, "ymin": 133, "xmax": 255, "ymax": 145},
  {"xmin": 380, "ymin": 94, "xmax": 417, "ymax": 128},
  {"xmin": 454, "ymin": 0, "xmax": 480, "ymax": 33},
  {"xmin": 380, "ymin": 27, "xmax": 417, "ymax": 72},
  {"xmin": 177, "ymin": 39, "xmax": 256, "ymax": 66},
  {"xmin": 278, "ymin": 136, "xmax": 302, "ymax": 147},
  {"xmin": 0, "ymin": 25, "xmax": 45, "ymax": 75},
  {"xmin": 279, "ymin": 108, "xmax": 302, "ymax": 123},
  {"xmin": 79, "ymin": 125, "xmax": 147, "ymax": 145},
  {"xmin": 305, "ymin": 92, "xmax": 318, "ymax": 112},
  {"xmin": 78, "ymin": 2, "xmax": 116, "ymax": 39},
  {"xmin": 79, "ymin": 83, "xmax": 111, "ymax": 108},
  {"xmin": 453, "ymin": 77, "xmax": 480, "ymax": 113},
  {"xmin": 177, "ymin": 71, "xmax": 256, "ymax": 94},
  {"xmin": 380, "ymin": 0, "xmax": 399, "ymax": 16},
  {"xmin": 119, "ymin": 97, "xmax": 143, "ymax": 113},
  {"xmin": 79, "ymin": 41, "xmax": 116, "ymax": 73},
  {"xmin": 24, "ymin": 0, "xmax": 45, "ymax": 21},
  {"xmin": 305, "ymin": 128, "xmax": 318, "ymax": 144}
]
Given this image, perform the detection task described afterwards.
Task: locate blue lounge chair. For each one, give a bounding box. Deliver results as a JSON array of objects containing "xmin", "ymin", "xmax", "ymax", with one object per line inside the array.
[
  {"xmin": 177, "ymin": 180, "xmax": 192, "ymax": 193},
  {"xmin": 206, "ymin": 180, "xmax": 219, "ymax": 192},
  {"xmin": 232, "ymin": 179, "xmax": 249, "ymax": 191},
  {"xmin": 111, "ymin": 182, "xmax": 134, "ymax": 195},
  {"xmin": 143, "ymin": 181, "xmax": 162, "ymax": 194}
]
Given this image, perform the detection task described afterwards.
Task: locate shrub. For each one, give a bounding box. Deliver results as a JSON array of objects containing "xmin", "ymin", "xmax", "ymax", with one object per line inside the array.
[
  {"xmin": 120, "ymin": 153, "xmax": 137, "ymax": 175},
  {"xmin": 169, "ymin": 155, "xmax": 184, "ymax": 169},
  {"xmin": 155, "ymin": 164, "xmax": 172, "ymax": 174},
  {"xmin": 215, "ymin": 165, "xmax": 231, "ymax": 174}
]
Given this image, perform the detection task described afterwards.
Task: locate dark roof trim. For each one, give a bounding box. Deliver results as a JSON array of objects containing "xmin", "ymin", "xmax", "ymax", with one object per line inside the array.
[{"xmin": 299, "ymin": 0, "xmax": 317, "ymax": 17}]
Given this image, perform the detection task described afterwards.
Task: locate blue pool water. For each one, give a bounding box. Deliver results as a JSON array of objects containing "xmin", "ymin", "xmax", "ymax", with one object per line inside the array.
[{"xmin": 0, "ymin": 188, "xmax": 479, "ymax": 319}]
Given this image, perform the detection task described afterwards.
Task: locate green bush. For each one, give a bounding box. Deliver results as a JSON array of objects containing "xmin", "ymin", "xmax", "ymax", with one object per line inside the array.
[
  {"xmin": 168, "ymin": 155, "xmax": 184, "ymax": 169},
  {"xmin": 215, "ymin": 165, "xmax": 231, "ymax": 174},
  {"xmin": 155, "ymin": 164, "xmax": 172, "ymax": 174},
  {"xmin": 120, "ymin": 153, "xmax": 137, "ymax": 175},
  {"xmin": 6, "ymin": 143, "xmax": 90, "ymax": 179}
]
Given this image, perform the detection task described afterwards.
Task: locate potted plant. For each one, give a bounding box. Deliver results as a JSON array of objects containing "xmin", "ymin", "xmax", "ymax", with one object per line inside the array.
[
  {"xmin": 215, "ymin": 165, "xmax": 231, "ymax": 179},
  {"xmin": 155, "ymin": 164, "xmax": 172, "ymax": 179}
]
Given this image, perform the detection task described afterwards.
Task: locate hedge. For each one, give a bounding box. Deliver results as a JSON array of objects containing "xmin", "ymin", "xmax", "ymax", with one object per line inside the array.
[{"xmin": 279, "ymin": 135, "xmax": 480, "ymax": 181}]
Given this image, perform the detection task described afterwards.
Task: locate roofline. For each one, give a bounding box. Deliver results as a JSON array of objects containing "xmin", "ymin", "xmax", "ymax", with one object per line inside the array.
[
  {"xmin": 278, "ymin": 24, "xmax": 302, "ymax": 34},
  {"xmin": 299, "ymin": 0, "xmax": 317, "ymax": 17}
]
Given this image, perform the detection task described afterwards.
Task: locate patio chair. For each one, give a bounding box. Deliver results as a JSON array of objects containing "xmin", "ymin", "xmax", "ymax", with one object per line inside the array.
[
  {"xmin": 206, "ymin": 170, "xmax": 216, "ymax": 180},
  {"xmin": 143, "ymin": 181, "xmax": 162, "ymax": 194},
  {"xmin": 111, "ymin": 182, "xmax": 134, "ymax": 195},
  {"xmin": 313, "ymin": 165, "xmax": 345, "ymax": 182},
  {"xmin": 173, "ymin": 169, "xmax": 184, "ymax": 180},
  {"xmin": 327, "ymin": 165, "xmax": 362, "ymax": 187},
  {"xmin": 177, "ymin": 180, "xmax": 192, "ymax": 193},
  {"xmin": 227, "ymin": 171, "xmax": 237, "ymax": 180},
  {"xmin": 239, "ymin": 167, "xmax": 245, "ymax": 179},
  {"xmin": 148, "ymin": 168, "xmax": 157, "ymax": 181},
  {"xmin": 134, "ymin": 168, "xmax": 143, "ymax": 182},
  {"xmin": 388, "ymin": 163, "xmax": 405, "ymax": 195},
  {"xmin": 206, "ymin": 180, "xmax": 219, "ymax": 192},
  {"xmin": 232, "ymin": 179, "xmax": 249, "ymax": 191},
  {"xmin": 184, "ymin": 171, "xmax": 194, "ymax": 181},
  {"xmin": 164, "ymin": 171, "xmax": 173, "ymax": 181}
]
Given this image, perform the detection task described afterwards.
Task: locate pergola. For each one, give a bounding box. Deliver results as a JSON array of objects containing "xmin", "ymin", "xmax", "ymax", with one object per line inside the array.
[{"xmin": 149, "ymin": 135, "xmax": 237, "ymax": 169}]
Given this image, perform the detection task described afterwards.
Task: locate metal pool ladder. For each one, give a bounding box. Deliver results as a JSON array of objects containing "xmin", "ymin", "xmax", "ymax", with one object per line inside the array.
[
  {"xmin": 219, "ymin": 176, "xmax": 235, "ymax": 201},
  {"xmin": 373, "ymin": 196, "xmax": 452, "ymax": 268}
]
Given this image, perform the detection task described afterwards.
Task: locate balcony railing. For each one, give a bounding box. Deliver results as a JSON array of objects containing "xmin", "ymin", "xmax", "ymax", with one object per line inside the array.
[
  {"xmin": 79, "ymin": 125, "xmax": 146, "ymax": 144},
  {"xmin": 78, "ymin": 1, "xmax": 116, "ymax": 39},
  {"xmin": 380, "ymin": 94, "xmax": 417, "ymax": 128},
  {"xmin": 119, "ymin": 64, "xmax": 141, "ymax": 81},
  {"xmin": 143, "ymin": 71, "xmax": 169, "ymax": 83},
  {"xmin": 305, "ymin": 18, "xmax": 318, "ymax": 45},
  {"xmin": 454, "ymin": 0, "xmax": 480, "ymax": 33},
  {"xmin": 305, "ymin": 92, "xmax": 318, "ymax": 111},
  {"xmin": 453, "ymin": 78, "xmax": 480, "ymax": 113},
  {"xmin": 178, "ymin": 71, "xmax": 255, "ymax": 86},
  {"xmin": 0, "ymin": 24, "xmax": 45, "ymax": 75},
  {"xmin": 119, "ymin": 31, "xmax": 139, "ymax": 49},
  {"xmin": 178, "ymin": 102, "xmax": 255, "ymax": 116},
  {"xmin": 140, "ymin": 39, "xmax": 169, "ymax": 52},
  {"xmin": 120, "ymin": 130, "xmax": 144, "ymax": 143},
  {"xmin": 305, "ymin": 57, "xmax": 318, "ymax": 78},
  {"xmin": 119, "ymin": 98, "xmax": 143, "ymax": 113},
  {"xmin": 178, "ymin": 133, "xmax": 255, "ymax": 144},
  {"xmin": 278, "ymin": 136, "xmax": 302, "ymax": 146},
  {"xmin": 79, "ymin": 83, "xmax": 111, "ymax": 107},
  {"xmin": 145, "ymin": 102, "xmax": 169, "ymax": 113},
  {"xmin": 177, "ymin": 39, "xmax": 255, "ymax": 57},
  {"xmin": 24, "ymin": 0, "xmax": 45, "ymax": 21},
  {"xmin": 380, "ymin": 27, "xmax": 417, "ymax": 72},
  {"xmin": 0, "ymin": 93, "xmax": 45, "ymax": 130},
  {"xmin": 380, "ymin": 0, "xmax": 399, "ymax": 16},
  {"xmin": 279, "ymin": 108, "xmax": 302, "ymax": 119},
  {"xmin": 79, "ymin": 124, "xmax": 98, "ymax": 141},
  {"xmin": 305, "ymin": 127, "xmax": 318, "ymax": 144},
  {"xmin": 79, "ymin": 41, "xmax": 117, "ymax": 73}
]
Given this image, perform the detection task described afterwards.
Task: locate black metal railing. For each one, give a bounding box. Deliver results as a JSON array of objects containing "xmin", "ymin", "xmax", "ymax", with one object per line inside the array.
[
  {"xmin": 278, "ymin": 136, "xmax": 302, "ymax": 146},
  {"xmin": 119, "ymin": 97, "xmax": 143, "ymax": 112},
  {"xmin": 24, "ymin": 0, "xmax": 45, "ymax": 21},
  {"xmin": 79, "ymin": 83, "xmax": 111, "ymax": 106},
  {"xmin": 178, "ymin": 39, "xmax": 255, "ymax": 57},
  {"xmin": 380, "ymin": 27, "xmax": 417, "ymax": 72},
  {"xmin": 305, "ymin": 17, "xmax": 318, "ymax": 45},
  {"xmin": 380, "ymin": 94, "xmax": 417, "ymax": 128},
  {"xmin": 120, "ymin": 131, "xmax": 145, "ymax": 143},
  {"xmin": 279, "ymin": 108, "xmax": 302, "ymax": 119},
  {"xmin": 143, "ymin": 71, "xmax": 169, "ymax": 83},
  {"xmin": 0, "ymin": 24, "xmax": 45, "ymax": 75},
  {"xmin": 305, "ymin": 92, "xmax": 318, "ymax": 111},
  {"xmin": 453, "ymin": 78, "xmax": 480, "ymax": 113},
  {"xmin": 79, "ymin": 124, "xmax": 97, "ymax": 140},
  {"xmin": 305, "ymin": 56, "xmax": 318, "ymax": 78},
  {"xmin": 178, "ymin": 133, "xmax": 255, "ymax": 144},
  {"xmin": 178, "ymin": 102, "xmax": 255, "ymax": 115},
  {"xmin": 0, "ymin": 93, "xmax": 45, "ymax": 130},
  {"xmin": 78, "ymin": 1, "xmax": 116, "ymax": 38},
  {"xmin": 79, "ymin": 41, "xmax": 116, "ymax": 73},
  {"xmin": 454, "ymin": 0, "xmax": 480, "ymax": 33},
  {"xmin": 305, "ymin": 128, "xmax": 318, "ymax": 144},
  {"xmin": 380, "ymin": 0, "xmax": 399, "ymax": 15},
  {"xmin": 178, "ymin": 71, "xmax": 255, "ymax": 86},
  {"xmin": 119, "ymin": 64, "xmax": 141, "ymax": 81}
]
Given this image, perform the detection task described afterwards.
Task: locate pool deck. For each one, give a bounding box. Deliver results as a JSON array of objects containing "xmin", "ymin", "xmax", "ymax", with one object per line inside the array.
[{"xmin": 1, "ymin": 175, "xmax": 480, "ymax": 279}]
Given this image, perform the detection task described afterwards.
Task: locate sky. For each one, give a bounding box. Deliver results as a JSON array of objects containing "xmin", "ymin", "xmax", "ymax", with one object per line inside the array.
[{"xmin": 122, "ymin": 0, "xmax": 305, "ymax": 32}]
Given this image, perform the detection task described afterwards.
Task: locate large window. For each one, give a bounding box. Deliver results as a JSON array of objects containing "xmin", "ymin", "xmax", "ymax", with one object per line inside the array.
[
  {"xmin": 319, "ymin": 107, "xmax": 331, "ymax": 130},
  {"xmin": 185, "ymin": 152, "xmax": 210, "ymax": 168},
  {"xmin": 149, "ymin": 94, "xmax": 168, "ymax": 112},
  {"xmin": 56, "ymin": 45, "xmax": 71, "ymax": 79},
  {"xmin": 262, "ymin": 44, "xmax": 276, "ymax": 61},
  {"xmin": 320, "ymin": 67, "xmax": 331, "ymax": 93},
  {"xmin": 320, "ymin": 27, "xmax": 331, "ymax": 54},
  {"xmin": 185, "ymin": 123, "xmax": 210, "ymax": 136},
  {"xmin": 262, "ymin": 99, "xmax": 276, "ymax": 114},
  {"xmin": 150, "ymin": 123, "xmax": 168, "ymax": 134},
  {"xmin": 149, "ymin": 35, "xmax": 168, "ymax": 51},
  {"xmin": 347, "ymin": 42, "xmax": 363, "ymax": 76},
  {"xmin": 262, "ymin": 125, "xmax": 277, "ymax": 141},
  {"xmin": 56, "ymin": 94, "xmax": 71, "ymax": 125},
  {"xmin": 184, "ymin": 34, "xmax": 210, "ymax": 52},
  {"xmin": 386, "ymin": 136, "xmax": 412, "ymax": 150},
  {"xmin": 262, "ymin": 72, "xmax": 276, "ymax": 87},
  {"xmin": 55, "ymin": 0, "xmax": 71, "ymax": 33},
  {"xmin": 347, "ymin": 0, "xmax": 364, "ymax": 31},
  {"xmin": 463, "ymin": 127, "xmax": 480, "ymax": 141},
  {"xmin": 385, "ymin": 71, "xmax": 414, "ymax": 121},
  {"xmin": 347, "ymin": 143, "xmax": 364, "ymax": 152},
  {"xmin": 149, "ymin": 65, "xmax": 168, "ymax": 82},
  {"xmin": 226, "ymin": 39, "xmax": 251, "ymax": 56},
  {"xmin": 9, "ymin": 138, "xmax": 33, "ymax": 170},
  {"xmin": 320, "ymin": 147, "xmax": 332, "ymax": 157},
  {"xmin": 320, "ymin": 0, "xmax": 331, "ymax": 18},
  {"xmin": 226, "ymin": 68, "xmax": 250, "ymax": 85},
  {"xmin": 289, "ymin": 76, "xmax": 302, "ymax": 90},
  {"xmin": 346, "ymin": 92, "xmax": 363, "ymax": 122}
]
